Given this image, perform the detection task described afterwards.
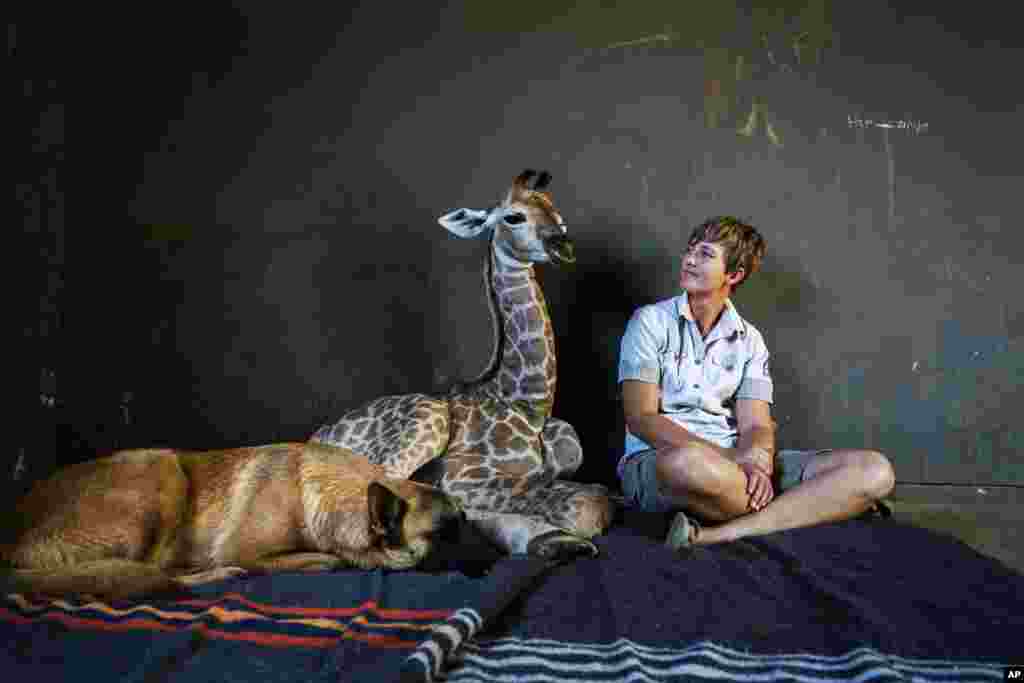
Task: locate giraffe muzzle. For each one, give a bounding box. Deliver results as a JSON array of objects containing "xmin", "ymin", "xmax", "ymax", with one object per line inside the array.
[{"xmin": 544, "ymin": 234, "xmax": 575, "ymax": 265}]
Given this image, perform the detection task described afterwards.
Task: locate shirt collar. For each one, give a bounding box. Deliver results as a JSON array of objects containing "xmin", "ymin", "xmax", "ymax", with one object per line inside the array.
[{"xmin": 675, "ymin": 291, "xmax": 747, "ymax": 342}]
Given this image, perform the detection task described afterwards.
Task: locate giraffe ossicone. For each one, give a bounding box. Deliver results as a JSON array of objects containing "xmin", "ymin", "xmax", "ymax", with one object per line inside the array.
[{"xmin": 312, "ymin": 169, "xmax": 611, "ymax": 562}]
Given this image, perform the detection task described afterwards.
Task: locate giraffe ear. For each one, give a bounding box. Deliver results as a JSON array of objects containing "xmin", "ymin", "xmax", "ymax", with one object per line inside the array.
[{"xmin": 438, "ymin": 208, "xmax": 493, "ymax": 238}]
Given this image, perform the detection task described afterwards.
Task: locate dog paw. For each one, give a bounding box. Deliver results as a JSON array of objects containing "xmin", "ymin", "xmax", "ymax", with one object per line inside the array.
[
  {"xmin": 175, "ymin": 566, "xmax": 248, "ymax": 586},
  {"xmin": 527, "ymin": 531, "xmax": 598, "ymax": 565}
]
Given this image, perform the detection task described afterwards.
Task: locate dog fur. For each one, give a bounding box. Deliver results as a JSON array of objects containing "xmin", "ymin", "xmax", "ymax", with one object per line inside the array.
[{"xmin": 1, "ymin": 442, "xmax": 473, "ymax": 599}]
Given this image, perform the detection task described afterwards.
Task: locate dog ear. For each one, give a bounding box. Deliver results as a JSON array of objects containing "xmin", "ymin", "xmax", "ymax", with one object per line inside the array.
[{"xmin": 367, "ymin": 482, "xmax": 407, "ymax": 547}]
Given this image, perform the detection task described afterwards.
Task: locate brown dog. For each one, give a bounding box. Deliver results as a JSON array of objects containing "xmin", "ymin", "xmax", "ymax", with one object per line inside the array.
[{"xmin": 1, "ymin": 442, "xmax": 481, "ymax": 599}]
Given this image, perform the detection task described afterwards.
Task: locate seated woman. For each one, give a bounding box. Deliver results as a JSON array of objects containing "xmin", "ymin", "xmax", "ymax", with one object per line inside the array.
[{"xmin": 617, "ymin": 216, "xmax": 895, "ymax": 548}]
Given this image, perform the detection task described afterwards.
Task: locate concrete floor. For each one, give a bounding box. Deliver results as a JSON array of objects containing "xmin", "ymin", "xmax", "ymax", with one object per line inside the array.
[{"xmin": 887, "ymin": 483, "xmax": 1024, "ymax": 576}]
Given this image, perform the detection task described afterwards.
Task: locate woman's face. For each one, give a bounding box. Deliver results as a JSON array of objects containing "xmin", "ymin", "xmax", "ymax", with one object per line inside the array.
[{"xmin": 680, "ymin": 240, "xmax": 732, "ymax": 295}]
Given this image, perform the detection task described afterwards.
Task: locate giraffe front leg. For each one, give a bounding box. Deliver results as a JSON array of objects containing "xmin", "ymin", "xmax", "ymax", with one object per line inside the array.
[
  {"xmin": 541, "ymin": 418, "xmax": 583, "ymax": 479},
  {"xmin": 450, "ymin": 476, "xmax": 612, "ymax": 541},
  {"xmin": 463, "ymin": 509, "xmax": 597, "ymax": 563},
  {"xmin": 540, "ymin": 480, "xmax": 614, "ymax": 540},
  {"xmin": 446, "ymin": 479, "xmax": 608, "ymax": 563},
  {"xmin": 539, "ymin": 420, "xmax": 612, "ymax": 534}
]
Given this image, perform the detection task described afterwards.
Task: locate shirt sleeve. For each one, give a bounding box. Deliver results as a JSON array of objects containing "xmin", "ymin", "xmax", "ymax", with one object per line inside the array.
[
  {"xmin": 618, "ymin": 306, "xmax": 663, "ymax": 385},
  {"xmin": 736, "ymin": 329, "xmax": 774, "ymax": 403}
]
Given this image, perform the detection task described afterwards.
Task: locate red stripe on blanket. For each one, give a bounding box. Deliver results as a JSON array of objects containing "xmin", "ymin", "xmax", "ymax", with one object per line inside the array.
[
  {"xmin": 172, "ymin": 594, "xmax": 454, "ymax": 620},
  {"xmin": 0, "ymin": 608, "xmax": 423, "ymax": 649}
]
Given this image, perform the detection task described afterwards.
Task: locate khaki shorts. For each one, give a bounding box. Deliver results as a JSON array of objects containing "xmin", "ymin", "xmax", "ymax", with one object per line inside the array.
[{"xmin": 620, "ymin": 448, "xmax": 833, "ymax": 514}]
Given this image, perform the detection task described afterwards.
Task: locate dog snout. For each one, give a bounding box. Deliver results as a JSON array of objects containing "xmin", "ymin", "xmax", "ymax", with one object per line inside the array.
[{"xmin": 439, "ymin": 516, "xmax": 463, "ymax": 545}]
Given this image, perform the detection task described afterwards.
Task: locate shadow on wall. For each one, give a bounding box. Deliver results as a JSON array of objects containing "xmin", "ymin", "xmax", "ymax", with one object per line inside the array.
[{"xmin": 548, "ymin": 212, "xmax": 677, "ymax": 490}]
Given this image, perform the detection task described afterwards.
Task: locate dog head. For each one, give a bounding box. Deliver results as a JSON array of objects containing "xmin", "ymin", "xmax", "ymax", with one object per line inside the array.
[{"xmin": 367, "ymin": 481, "xmax": 500, "ymax": 577}]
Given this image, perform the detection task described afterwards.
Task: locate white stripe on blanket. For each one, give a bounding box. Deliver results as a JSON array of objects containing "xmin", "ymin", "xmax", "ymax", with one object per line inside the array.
[{"xmin": 444, "ymin": 638, "xmax": 1008, "ymax": 682}]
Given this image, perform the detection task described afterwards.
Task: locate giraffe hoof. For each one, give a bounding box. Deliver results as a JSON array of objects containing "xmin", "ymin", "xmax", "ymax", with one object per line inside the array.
[{"xmin": 527, "ymin": 531, "xmax": 598, "ymax": 564}]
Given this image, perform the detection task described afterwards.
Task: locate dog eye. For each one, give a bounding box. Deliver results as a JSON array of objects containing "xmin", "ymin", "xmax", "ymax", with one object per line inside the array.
[{"xmin": 504, "ymin": 213, "xmax": 527, "ymax": 225}]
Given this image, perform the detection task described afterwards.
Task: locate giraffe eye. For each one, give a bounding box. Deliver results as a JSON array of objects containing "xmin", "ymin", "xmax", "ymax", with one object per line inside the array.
[{"xmin": 504, "ymin": 213, "xmax": 527, "ymax": 225}]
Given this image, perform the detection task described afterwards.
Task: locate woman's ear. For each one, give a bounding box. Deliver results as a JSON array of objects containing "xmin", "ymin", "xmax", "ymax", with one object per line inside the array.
[{"xmin": 727, "ymin": 267, "xmax": 746, "ymax": 287}]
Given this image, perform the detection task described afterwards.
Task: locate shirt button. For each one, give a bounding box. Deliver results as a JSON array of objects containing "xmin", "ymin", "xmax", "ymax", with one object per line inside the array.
[
  {"xmin": 695, "ymin": 359, "xmax": 702, "ymax": 365},
  {"xmin": 693, "ymin": 384, "xmax": 700, "ymax": 388}
]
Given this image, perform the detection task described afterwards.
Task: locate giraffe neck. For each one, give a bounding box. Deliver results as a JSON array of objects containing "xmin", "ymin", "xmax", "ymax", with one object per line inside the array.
[{"xmin": 480, "ymin": 243, "xmax": 557, "ymax": 423}]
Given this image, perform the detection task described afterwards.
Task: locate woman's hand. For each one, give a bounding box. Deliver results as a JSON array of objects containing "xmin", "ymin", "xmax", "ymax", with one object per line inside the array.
[
  {"xmin": 735, "ymin": 446, "xmax": 773, "ymax": 475},
  {"xmin": 739, "ymin": 461, "xmax": 774, "ymax": 511}
]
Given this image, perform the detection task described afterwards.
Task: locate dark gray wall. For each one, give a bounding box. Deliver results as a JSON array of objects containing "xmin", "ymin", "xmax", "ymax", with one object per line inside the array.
[
  {"xmin": 25, "ymin": 2, "xmax": 1023, "ymax": 495},
  {"xmin": 12, "ymin": 22, "xmax": 62, "ymax": 501}
]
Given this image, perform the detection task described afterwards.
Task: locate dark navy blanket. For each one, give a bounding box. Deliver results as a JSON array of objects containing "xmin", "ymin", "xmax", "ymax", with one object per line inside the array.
[
  {"xmin": 459, "ymin": 515, "xmax": 1022, "ymax": 681},
  {"xmin": 2, "ymin": 515, "xmax": 1021, "ymax": 682}
]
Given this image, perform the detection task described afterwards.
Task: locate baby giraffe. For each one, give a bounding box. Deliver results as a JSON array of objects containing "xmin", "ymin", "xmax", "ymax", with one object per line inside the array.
[{"xmin": 312, "ymin": 170, "xmax": 612, "ymax": 561}]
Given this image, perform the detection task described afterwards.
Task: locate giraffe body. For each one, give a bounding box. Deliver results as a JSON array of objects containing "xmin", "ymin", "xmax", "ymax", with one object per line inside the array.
[{"xmin": 311, "ymin": 170, "xmax": 612, "ymax": 559}]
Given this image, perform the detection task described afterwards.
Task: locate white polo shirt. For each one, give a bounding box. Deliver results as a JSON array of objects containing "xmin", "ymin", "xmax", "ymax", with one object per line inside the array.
[{"xmin": 617, "ymin": 292, "xmax": 773, "ymax": 477}]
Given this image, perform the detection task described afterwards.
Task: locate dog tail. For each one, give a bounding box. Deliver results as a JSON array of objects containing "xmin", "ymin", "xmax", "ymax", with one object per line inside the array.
[{"xmin": 2, "ymin": 559, "xmax": 186, "ymax": 600}]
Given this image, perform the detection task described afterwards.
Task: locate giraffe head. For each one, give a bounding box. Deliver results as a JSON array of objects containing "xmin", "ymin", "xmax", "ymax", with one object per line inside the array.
[{"xmin": 438, "ymin": 169, "xmax": 575, "ymax": 266}]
